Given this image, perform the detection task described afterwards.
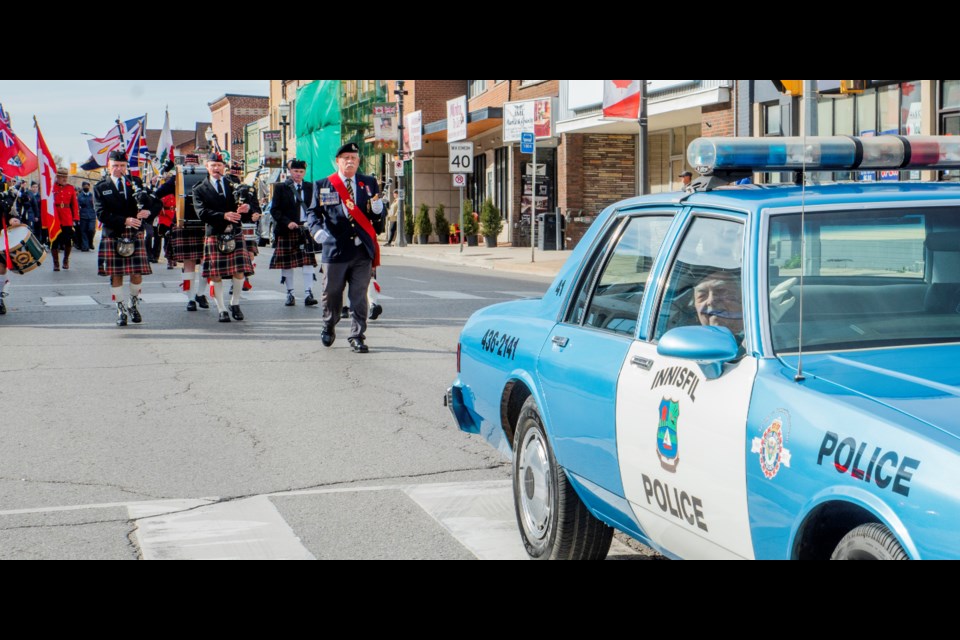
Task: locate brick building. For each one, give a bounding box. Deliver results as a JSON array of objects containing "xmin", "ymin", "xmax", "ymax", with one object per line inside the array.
[{"xmin": 208, "ymin": 94, "xmax": 270, "ymax": 170}]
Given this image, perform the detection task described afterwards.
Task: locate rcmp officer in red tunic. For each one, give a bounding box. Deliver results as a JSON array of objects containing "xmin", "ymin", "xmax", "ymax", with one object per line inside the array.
[
  {"xmin": 51, "ymin": 167, "xmax": 79, "ymax": 271},
  {"xmin": 269, "ymin": 158, "xmax": 318, "ymax": 307},
  {"xmin": 192, "ymin": 151, "xmax": 254, "ymax": 323},
  {"xmin": 93, "ymin": 150, "xmax": 161, "ymax": 326},
  {"xmin": 306, "ymin": 142, "xmax": 384, "ymax": 353}
]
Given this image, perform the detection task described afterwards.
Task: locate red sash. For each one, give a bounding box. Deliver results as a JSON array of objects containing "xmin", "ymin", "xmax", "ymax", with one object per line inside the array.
[{"xmin": 327, "ymin": 173, "xmax": 380, "ymax": 267}]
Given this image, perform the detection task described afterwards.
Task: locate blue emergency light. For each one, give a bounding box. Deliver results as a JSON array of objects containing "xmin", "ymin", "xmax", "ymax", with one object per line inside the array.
[{"xmin": 688, "ymin": 135, "xmax": 960, "ymax": 175}]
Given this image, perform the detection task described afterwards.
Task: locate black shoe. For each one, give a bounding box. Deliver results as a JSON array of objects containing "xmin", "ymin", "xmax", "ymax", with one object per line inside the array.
[
  {"xmin": 341, "ymin": 306, "xmax": 350, "ymax": 319},
  {"xmin": 348, "ymin": 337, "xmax": 369, "ymax": 353},
  {"xmin": 129, "ymin": 298, "xmax": 142, "ymax": 324},
  {"xmin": 116, "ymin": 302, "xmax": 128, "ymax": 327},
  {"xmin": 218, "ymin": 311, "xmax": 231, "ymax": 322},
  {"xmin": 195, "ymin": 294, "xmax": 209, "ymax": 309},
  {"xmin": 285, "ymin": 292, "xmax": 295, "ymax": 307},
  {"xmin": 230, "ymin": 304, "xmax": 244, "ymax": 321},
  {"xmin": 0, "ymin": 300, "xmax": 6, "ymax": 315},
  {"xmin": 186, "ymin": 299, "xmax": 197, "ymax": 311},
  {"xmin": 369, "ymin": 303, "xmax": 383, "ymax": 320},
  {"xmin": 304, "ymin": 293, "xmax": 318, "ymax": 307},
  {"xmin": 321, "ymin": 327, "xmax": 335, "ymax": 347}
]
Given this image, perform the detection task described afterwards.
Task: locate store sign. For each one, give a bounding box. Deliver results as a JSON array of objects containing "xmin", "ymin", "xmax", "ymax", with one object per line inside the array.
[
  {"xmin": 406, "ymin": 110, "xmax": 422, "ymax": 153},
  {"xmin": 503, "ymin": 98, "xmax": 555, "ymax": 142}
]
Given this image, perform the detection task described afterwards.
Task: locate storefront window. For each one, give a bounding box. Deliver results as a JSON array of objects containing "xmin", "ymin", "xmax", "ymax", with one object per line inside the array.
[
  {"xmin": 764, "ymin": 103, "xmax": 781, "ymax": 136},
  {"xmin": 857, "ymin": 90, "xmax": 877, "ymax": 135},
  {"xmin": 817, "ymin": 100, "xmax": 833, "ymax": 135},
  {"xmin": 834, "ymin": 97, "xmax": 854, "ymax": 135},
  {"xmin": 901, "ymin": 81, "xmax": 922, "ymax": 134},
  {"xmin": 942, "ymin": 80, "xmax": 960, "ymax": 110},
  {"xmin": 878, "ymin": 85, "xmax": 899, "ymax": 134}
]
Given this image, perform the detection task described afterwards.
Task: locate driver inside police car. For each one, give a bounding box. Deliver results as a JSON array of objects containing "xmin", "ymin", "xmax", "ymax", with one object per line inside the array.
[{"xmin": 693, "ymin": 269, "xmax": 744, "ymax": 336}]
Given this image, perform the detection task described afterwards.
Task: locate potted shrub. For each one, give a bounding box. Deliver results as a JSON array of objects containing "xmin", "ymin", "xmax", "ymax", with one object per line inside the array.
[
  {"xmin": 479, "ymin": 197, "xmax": 503, "ymax": 248},
  {"xmin": 415, "ymin": 203, "xmax": 433, "ymax": 244},
  {"xmin": 403, "ymin": 203, "xmax": 415, "ymax": 244},
  {"xmin": 434, "ymin": 203, "xmax": 449, "ymax": 245},
  {"xmin": 461, "ymin": 198, "xmax": 479, "ymax": 246}
]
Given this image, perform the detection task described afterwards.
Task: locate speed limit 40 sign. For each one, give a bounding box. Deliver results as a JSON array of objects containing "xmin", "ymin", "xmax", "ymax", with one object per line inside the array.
[{"xmin": 449, "ymin": 142, "xmax": 474, "ymax": 173}]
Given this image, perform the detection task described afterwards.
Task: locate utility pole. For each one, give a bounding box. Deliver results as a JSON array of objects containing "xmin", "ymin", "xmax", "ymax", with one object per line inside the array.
[
  {"xmin": 395, "ymin": 80, "xmax": 408, "ymax": 247},
  {"xmin": 638, "ymin": 80, "xmax": 648, "ymax": 195}
]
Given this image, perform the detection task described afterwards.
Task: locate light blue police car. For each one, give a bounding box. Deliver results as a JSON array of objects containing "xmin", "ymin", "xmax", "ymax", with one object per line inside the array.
[{"xmin": 447, "ymin": 135, "xmax": 960, "ymax": 560}]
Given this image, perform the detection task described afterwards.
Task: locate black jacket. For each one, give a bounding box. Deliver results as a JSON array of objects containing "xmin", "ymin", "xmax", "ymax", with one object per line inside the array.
[
  {"xmin": 305, "ymin": 173, "xmax": 382, "ymax": 264},
  {"xmin": 193, "ymin": 176, "xmax": 240, "ymax": 236},
  {"xmin": 270, "ymin": 178, "xmax": 312, "ymax": 236},
  {"xmin": 93, "ymin": 175, "xmax": 160, "ymax": 237}
]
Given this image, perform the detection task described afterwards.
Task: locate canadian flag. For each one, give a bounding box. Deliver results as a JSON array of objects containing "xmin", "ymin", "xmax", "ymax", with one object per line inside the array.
[
  {"xmin": 602, "ymin": 80, "xmax": 641, "ymax": 120},
  {"xmin": 36, "ymin": 123, "xmax": 62, "ymax": 244}
]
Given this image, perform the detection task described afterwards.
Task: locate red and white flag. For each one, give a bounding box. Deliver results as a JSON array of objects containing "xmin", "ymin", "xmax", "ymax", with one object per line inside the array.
[
  {"xmin": 602, "ymin": 80, "xmax": 641, "ymax": 120},
  {"xmin": 35, "ymin": 121, "xmax": 61, "ymax": 244}
]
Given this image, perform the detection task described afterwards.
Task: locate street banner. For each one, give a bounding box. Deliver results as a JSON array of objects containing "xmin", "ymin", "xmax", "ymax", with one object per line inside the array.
[{"xmin": 602, "ymin": 80, "xmax": 641, "ymax": 120}]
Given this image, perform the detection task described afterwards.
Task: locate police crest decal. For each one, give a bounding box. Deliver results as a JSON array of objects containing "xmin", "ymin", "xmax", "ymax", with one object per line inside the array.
[{"xmin": 657, "ymin": 398, "xmax": 680, "ymax": 472}]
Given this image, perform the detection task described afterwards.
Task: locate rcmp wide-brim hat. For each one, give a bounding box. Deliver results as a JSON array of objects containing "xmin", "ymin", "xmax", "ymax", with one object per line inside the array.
[
  {"xmin": 56, "ymin": 167, "xmax": 68, "ymax": 176},
  {"xmin": 336, "ymin": 142, "xmax": 360, "ymax": 157}
]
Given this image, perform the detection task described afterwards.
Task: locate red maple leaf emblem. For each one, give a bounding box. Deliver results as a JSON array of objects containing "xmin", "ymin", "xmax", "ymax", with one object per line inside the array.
[{"xmin": 612, "ymin": 80, "xmax": 633, "ymax": 89}]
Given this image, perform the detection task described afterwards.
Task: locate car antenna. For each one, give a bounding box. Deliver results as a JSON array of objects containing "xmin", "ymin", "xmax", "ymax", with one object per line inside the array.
[{"xmin": 795, "ymin": 135, "xmax": 807, "ymax": 382}]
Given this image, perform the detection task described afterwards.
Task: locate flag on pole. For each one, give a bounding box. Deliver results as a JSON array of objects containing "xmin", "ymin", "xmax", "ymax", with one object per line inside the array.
[
  {"xmin": 127, "ymin": 116, "xmax": 148, "ymax": 176},
  {"xmin": 0, "ymin": 103, "xmax": 38, "ymax": 178},
  {"xmin": 85, "ymin": 115, "xmax": 146, "ymax": 167},
  {"xmin": 602, "ymin": 81, "xmax": 641, "ymax": 120},
  {"xmin": 35, "ymin": 120, "xmax": 62, "ymax": 244},
  {"xmin": 157, "ymin": 108, "xmax": 174, "ymax": 167}
]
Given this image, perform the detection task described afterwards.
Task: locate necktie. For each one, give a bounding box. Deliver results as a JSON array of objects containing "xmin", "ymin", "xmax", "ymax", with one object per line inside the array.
[
  {"xmin": 296, "ymin": 184, "xmax": 304, "ymax": 218},
  {"xmin": 345, "ymin": 178, "xmax": 354, "ymax": 200},
  {"xmin": 117, "ymin": 179, "xmax": 125, "ymax": 198},
  {"xmin": 216, "ymin": 180, "xmax": 224, "ymax": 196}
]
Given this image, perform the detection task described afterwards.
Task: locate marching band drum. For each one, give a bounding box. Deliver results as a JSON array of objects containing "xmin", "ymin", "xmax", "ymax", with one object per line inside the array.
[{"xmin": 0, "ymin": 225, "xmax": 47, "ymax": 274}]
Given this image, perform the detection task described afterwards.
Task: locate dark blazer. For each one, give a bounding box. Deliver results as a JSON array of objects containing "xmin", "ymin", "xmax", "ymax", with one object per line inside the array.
[
  {"xmin": 305, "ymin": 172, "xmax": 382, "ymax": 264},
  {"xmin": 270, "ymin": 178, "xmax": 313, "ymax": 236},
  {"xmin": 192, "ymin": 176, "xmax": 239, "ymax": 236},
  {"xmin": 93, "ymin": 175, "xmax": 158, "ymax": 237}
]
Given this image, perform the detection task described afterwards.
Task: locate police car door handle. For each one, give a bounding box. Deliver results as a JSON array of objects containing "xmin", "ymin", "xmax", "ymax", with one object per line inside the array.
[
  {"xmin": 630, "ymin": 356, "xmax": 654, "ymax": 370},
  {"xmin": 552, "ymin": 336, "xmax": 569, "ymax": 348}
]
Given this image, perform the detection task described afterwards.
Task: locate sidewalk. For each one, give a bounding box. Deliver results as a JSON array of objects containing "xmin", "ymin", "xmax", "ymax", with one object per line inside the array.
[{"xmin": 380, "ymin": 242, "xmax": 572, "ymax": 279}]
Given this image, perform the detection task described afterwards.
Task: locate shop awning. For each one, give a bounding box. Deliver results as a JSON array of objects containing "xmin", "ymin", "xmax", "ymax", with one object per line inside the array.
[{"xmin": 422, "ymin": 107, "xmax": 503, "ymax": 142}]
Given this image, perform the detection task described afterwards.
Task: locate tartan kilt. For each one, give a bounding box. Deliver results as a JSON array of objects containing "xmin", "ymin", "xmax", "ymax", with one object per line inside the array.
[
  {"xmin": 98, "ymin": 230, "xmax": 153, "ymax": 277},
  {"xmin": 246, "ymin": 241, "xmax": 258, "ymax": 274},
  {"xmin": 202, "ymin": 231, "xmax": 254, "ymax": 279},
  {"xmin": 269, "ymin": 234, "xmax": 318, "ymax": 269},
  {"xmin": 169, "ymin": 225, "xmax": 205, "ymax": 263}
]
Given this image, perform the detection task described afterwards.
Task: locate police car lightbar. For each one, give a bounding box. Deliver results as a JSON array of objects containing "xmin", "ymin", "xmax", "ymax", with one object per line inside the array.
[{"xmin": 687, "ymin": 135, "xmax": 960, "ymax": 175}]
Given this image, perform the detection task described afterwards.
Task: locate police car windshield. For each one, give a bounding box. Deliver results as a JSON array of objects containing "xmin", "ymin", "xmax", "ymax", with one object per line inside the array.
[{"xmin": 768, "ymin": 207, "xmax": 960, "ymax": 353}]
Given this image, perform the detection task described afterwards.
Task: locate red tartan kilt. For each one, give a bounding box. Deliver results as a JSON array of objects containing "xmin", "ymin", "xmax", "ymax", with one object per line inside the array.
[
  {"xmin": 246, "ymin": 241, "xmax": 258, "ymax": 274},
  {"xmin": 169, "ymin": 225, "xmax": 205, "ymax": 263},
  {"xmin": 98, "ymin": 230, "xmax": 152, "ymax": 276},
  {"xmin": 202, "ymin": 232, "xmax": 253, "ymax": 279},
  {"xmin": 269, "ymin": 234, "xmax": 318, "ymax": 269}
]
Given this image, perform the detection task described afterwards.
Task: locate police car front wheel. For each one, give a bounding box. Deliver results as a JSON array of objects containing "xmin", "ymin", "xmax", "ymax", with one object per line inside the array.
[
  {"xmin": 512, "ymin": 397, "xmax": 613, "ymax": 560},
  {"xmin": 830, "ymin": 523, "xmax": 908, "ymax": 560}
]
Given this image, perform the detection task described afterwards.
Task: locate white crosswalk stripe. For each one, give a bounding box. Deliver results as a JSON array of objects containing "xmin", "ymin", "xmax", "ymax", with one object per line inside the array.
[
  {"xmin": 41, "ymin": 295, "xmax": 98, "ymax": 306},
  {"xmin": 411, "ymin": 290, "xmax": 485, "ymax": 299}
]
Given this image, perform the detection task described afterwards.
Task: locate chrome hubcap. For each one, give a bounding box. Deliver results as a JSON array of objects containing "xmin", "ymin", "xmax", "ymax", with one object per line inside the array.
[{"xmin": 518, "ymin": 429, "xmax": 551, "ymax": 541}]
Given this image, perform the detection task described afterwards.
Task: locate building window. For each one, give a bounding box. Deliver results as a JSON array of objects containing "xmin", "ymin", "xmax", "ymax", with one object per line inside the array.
[
  {"xmin": 764, "ymin": 103, "xmax": 782, "ymax": 136},
  {"xmin": 468, "ymin": 80, "xmax": 487, "ymax": 98}
]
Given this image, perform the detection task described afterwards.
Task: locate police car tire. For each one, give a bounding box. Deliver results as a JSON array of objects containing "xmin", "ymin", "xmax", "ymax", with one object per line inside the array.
[
  {"xmin": 512, "ymin": 397, "xmax": 613, "ymax": 560},
  {"xmin": 830, "ymin": 523, "xmax": 908, "ymax": 560}
]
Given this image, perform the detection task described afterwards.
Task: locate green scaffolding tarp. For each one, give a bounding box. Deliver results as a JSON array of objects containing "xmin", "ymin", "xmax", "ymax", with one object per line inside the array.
[{"xmin": 295, "ymin": 80, "xmax": 342, "ymax": 182}]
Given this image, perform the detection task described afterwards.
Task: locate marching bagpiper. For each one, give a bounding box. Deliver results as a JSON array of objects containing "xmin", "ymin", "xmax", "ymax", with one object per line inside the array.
[
  {"xmin": 269, "ymin": 158, "xmax": 318, "ymax": 307},
  {"xmin": 192, "ymin": 150, "xmax": 253, "ymax": 323},
  {"xmin": 93, "ymin": 150, "xmax": 161, "ymax": 327}
]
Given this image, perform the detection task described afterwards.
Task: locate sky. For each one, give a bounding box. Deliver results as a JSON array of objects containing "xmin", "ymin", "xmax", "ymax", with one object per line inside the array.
[{"xmin": 0, "ymin": 80, "xmax": 270, "ymax": 165}]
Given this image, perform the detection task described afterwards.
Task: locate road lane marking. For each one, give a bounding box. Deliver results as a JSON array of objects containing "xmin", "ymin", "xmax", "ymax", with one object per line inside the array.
[
  {"xmin": 411, "ymin": 291, "xmax": 485, "ymax": 299},
  {"xmin": 41, "ymin": 296, "xmax": 98, "ymax": 306}
]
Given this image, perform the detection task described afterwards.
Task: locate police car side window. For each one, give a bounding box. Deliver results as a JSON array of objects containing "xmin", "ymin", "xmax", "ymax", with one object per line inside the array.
[
  {"xmin": 654, "ymin": 217, "xmax": 745, "ymax": 341},
  {"xmin": 569, "ymin": 215, "xmax": 673, "ymax": 335}
]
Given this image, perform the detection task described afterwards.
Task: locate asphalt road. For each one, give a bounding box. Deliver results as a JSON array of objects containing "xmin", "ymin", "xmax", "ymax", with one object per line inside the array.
[{"xmin": 0, "ymin": 245, "xmax": 652, "ymax": 559}]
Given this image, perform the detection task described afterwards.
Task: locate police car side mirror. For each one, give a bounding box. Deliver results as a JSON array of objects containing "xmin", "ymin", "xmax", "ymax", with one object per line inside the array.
[{"xmin": 657, "ymin": 326, "xmax": 740, "ymax": 380}]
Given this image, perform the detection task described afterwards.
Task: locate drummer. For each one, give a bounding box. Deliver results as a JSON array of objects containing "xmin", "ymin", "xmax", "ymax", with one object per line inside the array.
[
  {"xmin": 155, "ymin": 161, "xmax": 208, "ymax": 311},
  {"xmin": 0, "ymin": 189, "xmax": 24, "ymax": 316},
  {"xmin": 268, "ymin": 158, "xmax": 318, "ymax": 307},
  {"xmin": 93, "ymin": 150, "xmax": 161, "ymax": 327}
]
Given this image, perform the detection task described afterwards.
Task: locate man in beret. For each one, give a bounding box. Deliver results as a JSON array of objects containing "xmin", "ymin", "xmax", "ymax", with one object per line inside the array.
[
  {"xmin": 269, "ymin": 158, "xmax": 318, "ymax": 307},
  {"xmin": 93, "ymin": 150, "xmax": 161, "ymax": 326},
  {"xmin": 306, "ymin": 142, "xmax": 384, "ymax": 353},
  {"xmin": 679, "ymin": 170, "xmax": 693, "ymax": 189},
  {"xmin": 192, "ymin": 150, "xmax": 254, "ymax": 323},
  {"xmin": 51, "ymin": 167, "xmax": 79, "ymax": 271}
]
